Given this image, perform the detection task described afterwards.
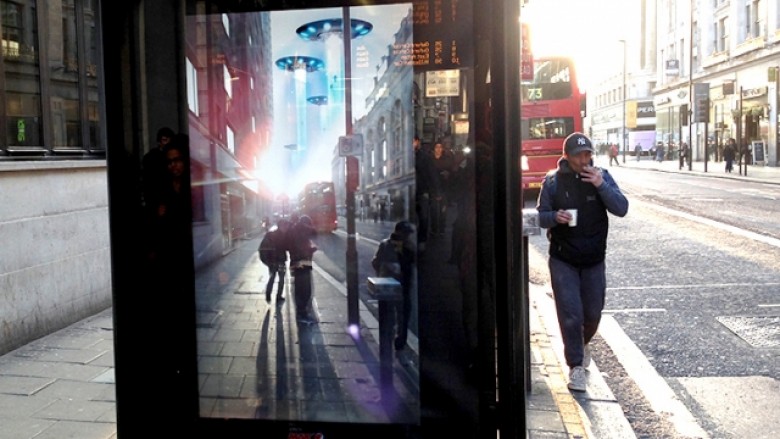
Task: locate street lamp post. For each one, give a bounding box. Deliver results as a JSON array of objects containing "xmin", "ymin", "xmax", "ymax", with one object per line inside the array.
[
  {"xmin": 688, "ymin": 0, "xmax": 694, "ymax": 171},
  {"xmin": 620, "ymin": 39, "xmax": 627, "ymax": 163}
]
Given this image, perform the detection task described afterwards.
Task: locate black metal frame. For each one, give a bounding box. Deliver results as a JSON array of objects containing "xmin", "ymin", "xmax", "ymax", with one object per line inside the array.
[{"xmin": 102, "ymin": 0, "xmax": 526, "ymax": 436}]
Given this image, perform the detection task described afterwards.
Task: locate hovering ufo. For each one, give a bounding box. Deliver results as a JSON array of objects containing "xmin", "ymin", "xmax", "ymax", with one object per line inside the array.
[
  {"xmin": 274, "ymin": 55, "xmax": 326, "ymax": 72},
  {"xmin": 296, "ymin": 18, "xmax": 374, "ymax": 41}
]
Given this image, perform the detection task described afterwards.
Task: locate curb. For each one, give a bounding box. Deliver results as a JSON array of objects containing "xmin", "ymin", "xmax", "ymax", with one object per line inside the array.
[{"xmin": 529, "ymin": 282, "xmax": 638, "ymax": 439}]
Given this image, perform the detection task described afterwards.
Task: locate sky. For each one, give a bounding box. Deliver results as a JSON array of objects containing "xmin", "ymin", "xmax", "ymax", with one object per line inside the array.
[
  {"xmin": 256, "ymin": 5, "xmax": 411, "ymax": 198},
  {"xmin": 521, "ymin": 0, "xmax": 634, "ymax": 92}
]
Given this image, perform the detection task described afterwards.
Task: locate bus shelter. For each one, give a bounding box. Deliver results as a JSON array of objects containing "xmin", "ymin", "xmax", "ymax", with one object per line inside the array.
[{"xmin": 102, "ymin": 0, "xmax": 527, "ymax": 437}]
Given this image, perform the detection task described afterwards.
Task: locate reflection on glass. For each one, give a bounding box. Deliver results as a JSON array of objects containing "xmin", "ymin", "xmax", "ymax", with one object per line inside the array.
[
  {"xmin": 2, "ymin": 0, "xmax": 43, "ymax": 147},
  {"xmin": 47, "ymin": 0, "xmax": 82, "ymax": 147},
  {"xmin": 85, "ymin": 0, "xmax": 102, "ymax": 150},
  {"xmin": 186, "ymin": 4, "xmax": 421, "ymax": 424}
]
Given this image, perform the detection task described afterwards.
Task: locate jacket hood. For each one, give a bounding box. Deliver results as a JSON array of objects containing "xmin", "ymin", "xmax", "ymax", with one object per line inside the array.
[{"xmin": 556, "ymin": 157, "xmax": 575, "ymax": 174}]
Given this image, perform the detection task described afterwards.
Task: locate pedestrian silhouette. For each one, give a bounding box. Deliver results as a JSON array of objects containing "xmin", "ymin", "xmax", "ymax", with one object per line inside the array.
[
  {"xmin": 259, "ymin": 219, "xmax": 291, "ymax": 303},
  {"xmin": 372, "ymin": 220, "xmax": 416, "ymax": 351},
  {"xmin": 288, "ymin": 215, "xmax": 318, "ymax": 324},
  {"xmin": 142, "ymin": 127, "xmax": 176, "ymax": 217}
]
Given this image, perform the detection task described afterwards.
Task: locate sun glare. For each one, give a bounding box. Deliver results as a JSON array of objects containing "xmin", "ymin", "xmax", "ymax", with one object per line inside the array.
[{"xmin": 522, "ymin": 0, "xmax": 631, "ymax": 92}]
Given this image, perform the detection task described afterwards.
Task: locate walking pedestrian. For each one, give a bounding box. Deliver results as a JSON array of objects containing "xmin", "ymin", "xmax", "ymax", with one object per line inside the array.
[
  {"xmin": 536, "ymin": 132, "xmax": 629, "ymax": 392},
  {"xmin": 431, "ymin": 141, "xmax": 453, "ymax": 236},
  {"xmin": 289, "ymin": 215, "xmax": 318, "ymax": 324},
  {"xmin": 258, "ymin": 219, "xmax": 291, "ymax": 303},
  {"xmin": 723, "ymin": 138, "xmax": 737, "ymax": 173},
  {"xmin": 678, "ymin": 142, "xmax": 691, "ymax": 169},
  {"xmin": 371, "ymin": 220, "xmax": 416, "ymax": 351},
  {"xmin": 414, "ymin": 135, "xmax": 435, "ymax": 251},
  {"xmin": 634, "ymin": 143, "xmax": 642, "ymax": 161},
  {"xmin": 655, "ymin": 142, "xmax": 665, "ymax": 162},
  {"xmin": 608, "ymin": 144, "xmax": 620, "ymax": 166}
]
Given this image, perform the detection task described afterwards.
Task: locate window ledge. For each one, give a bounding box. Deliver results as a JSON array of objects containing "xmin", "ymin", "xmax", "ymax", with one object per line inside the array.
[
  {"xmin": 0, "ymin": 159, "xmax": 106, "ymax": 173},
  {"xmin": 733, "ymin": 37, "xmax": 765, "ymax": 57},
  {"xmin": 702, "ymin": 51, "xmax": 729, "ymax": 68}
]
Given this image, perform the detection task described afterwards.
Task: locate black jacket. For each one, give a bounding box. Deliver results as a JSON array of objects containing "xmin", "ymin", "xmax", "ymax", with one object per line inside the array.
[{"xmin": 537, "ymin": 159, "xmax": 629, "ymax": 267}]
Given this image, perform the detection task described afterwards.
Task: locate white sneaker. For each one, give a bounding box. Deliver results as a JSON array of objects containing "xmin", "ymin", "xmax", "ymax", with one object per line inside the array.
[
  {"xmin": 568, "ymin": 366, "xmax": 587, "ymax": 392},
  {"xmin": 583, "ymin": 344, "xmax": 591, "ymax": 368}
]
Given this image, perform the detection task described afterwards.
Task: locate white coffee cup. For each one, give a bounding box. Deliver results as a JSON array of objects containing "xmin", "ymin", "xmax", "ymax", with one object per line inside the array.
[{"xmin": 566, "ymin": 209, "xmax": 578, "ymax": 227}]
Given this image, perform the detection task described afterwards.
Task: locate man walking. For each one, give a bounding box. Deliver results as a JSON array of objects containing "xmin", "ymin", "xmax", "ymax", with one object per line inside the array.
[
  {"xmin": 723, "ymin": 138, "xmax": 737, "ymax": 173},
  {"xmin": 258, "ymin": 219, "xmax": 291, "ymax": 303},
  {"xmin": 536, "ymin": 132, "xmax": 629, "ymax": 392},
  {"xmin": 608, "ymin": 143, "xmax": 620, "ymax": 166},
  {"xmin": 289, "ymin": 215, "xmax": 318, "ymax": 324},
  {"xmin": 371, "ymin": 221, "xmax": 416, "ymax": 351}
]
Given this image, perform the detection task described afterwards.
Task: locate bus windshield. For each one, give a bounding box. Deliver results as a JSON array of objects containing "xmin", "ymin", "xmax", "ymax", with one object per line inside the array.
[
  {"xmin": 522, "ymin": 58, "xmax": 573, "ymax": 101},
  {"xmin": 522, "ymin": 117, "xmax": 575, "ymax": 140}
]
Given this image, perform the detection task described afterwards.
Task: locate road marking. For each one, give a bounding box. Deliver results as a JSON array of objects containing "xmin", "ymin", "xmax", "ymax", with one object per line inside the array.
[
  {"xmin": 599, "ymin": 315, "xmax": 710, "ymax": 439},
  {"xmin": 636, "ymin": 199, "xmax": 780, "ymax": 248},
  {"xmin": 603, "ymin": 308, "xmax": 666, "ymax": 314},
  {"xmin": 333, "ymin": 229, "xmax": 380, "ymax": 246},
  {"xmin": 609, "ymin": 282, "xmax": 780, "ymax": 291},
  {"xmin": 758, "ymin": 303, "xmax": 780, "ymax": 308}
]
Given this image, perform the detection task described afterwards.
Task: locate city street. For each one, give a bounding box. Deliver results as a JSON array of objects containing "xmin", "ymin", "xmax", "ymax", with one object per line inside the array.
[{"xmin": 526, "ymin": 160, "xmax": 780, "ymax": 438}]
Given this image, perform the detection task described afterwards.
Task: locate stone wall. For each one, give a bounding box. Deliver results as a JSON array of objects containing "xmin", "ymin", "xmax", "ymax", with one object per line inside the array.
[{"xmin": 0, "ymin": 161, "xmax": 112, "ymax": 355}]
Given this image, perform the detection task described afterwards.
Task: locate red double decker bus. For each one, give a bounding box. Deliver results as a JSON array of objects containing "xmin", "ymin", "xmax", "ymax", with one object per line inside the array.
[
  {"xmin": 298, "ymin": 181, "xmax": 338, "ymax": 233},
  {"xmin": 521, "ymin": 56, "xmax": 586, "ymax": 197}
]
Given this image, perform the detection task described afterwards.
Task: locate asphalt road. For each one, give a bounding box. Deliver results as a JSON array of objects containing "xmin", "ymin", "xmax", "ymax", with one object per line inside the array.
[{"xmin": 527, "ymin": 165, "xmax": 780, "ymax": 438}]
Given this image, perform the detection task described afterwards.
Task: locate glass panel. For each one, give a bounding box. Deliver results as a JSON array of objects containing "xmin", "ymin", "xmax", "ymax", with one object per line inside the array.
[
  {"xmin": 47, "ymin": 0, "xmax": 81, "ymax": 147},
  {"xmin": 175, "ymin": 1, "xmax": 487, "ymax": 432},
  {"xmin": 2, "ymin": 0, "xmax": 43, "ymax": 147},
  {"xmin": 185, "ymin": 4, "xmax": 423, "ymax": 424},
  {"xmin": 85, "ymin": 0, "xmax": 102, "ymax": 149}
]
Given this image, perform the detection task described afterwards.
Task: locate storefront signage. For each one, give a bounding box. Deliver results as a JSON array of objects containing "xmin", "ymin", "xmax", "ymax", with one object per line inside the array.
[
  {"xmin": 425, "ymin": 69, "xmax": 460, "ymax": 97},
  {"xmin": 636, "ymin": 101, "xmax": 655, "ymax": 118},
  {"xmin": 742, "ymin": 86, "xmax": 767, "ymax": 99}
]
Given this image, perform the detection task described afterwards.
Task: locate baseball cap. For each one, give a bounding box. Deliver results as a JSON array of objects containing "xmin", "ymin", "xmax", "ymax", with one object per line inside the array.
[
  {"xmin": 563, "ymin": 132, "xmax": 595, "ymax": 156},
  {"xmin": 394, "ymin": 220, "xmax": 415, "ymax": 234}
]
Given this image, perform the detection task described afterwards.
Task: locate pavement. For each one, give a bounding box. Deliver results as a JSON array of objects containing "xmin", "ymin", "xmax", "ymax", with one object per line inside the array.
[
  {"xmin": 603, "ymin": 154, "xmax": 780, "ymax": 185},
  {"xmin": 1, "ymin": 157, "xmax": 779, "ymax": 439}
]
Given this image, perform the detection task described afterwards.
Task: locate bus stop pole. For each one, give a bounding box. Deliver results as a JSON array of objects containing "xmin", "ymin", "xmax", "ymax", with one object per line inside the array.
[
  {"xmin": 343, "ymin": 7, "xmax": 359, "ymax": 327},
  {"xmin": 492, "ymin": 0, "xmax": 525, "ymax": 436}
]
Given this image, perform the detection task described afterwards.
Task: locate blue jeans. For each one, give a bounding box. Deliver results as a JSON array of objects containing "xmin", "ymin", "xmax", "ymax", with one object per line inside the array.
[{"xmin": 548, "ymin": 257, "xmax": 606, "ymax": 367}]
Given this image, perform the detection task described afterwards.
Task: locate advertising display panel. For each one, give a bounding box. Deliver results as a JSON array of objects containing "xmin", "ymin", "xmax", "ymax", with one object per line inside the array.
[{"xmin": 103, "ymin": 0, "xmax": 526, "ymax": 437}]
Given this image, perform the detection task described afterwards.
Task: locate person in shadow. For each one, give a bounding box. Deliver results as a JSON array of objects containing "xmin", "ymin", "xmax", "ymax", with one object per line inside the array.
[
  {"xmin": 372, "ymin": 220, "xmax": 416, "ymax": 351},
  {"xmin": 142, "ymin": 127, "xmax": 176, "ymax": 217},
  {"xmin": 259, "ymin": 219, "xmax": 291, "ymax": 303},
  {"xmin": 288, "ymin": 215, "xmax": 318, "ymax": 324},
  {"xmin": 147, "ymin": 133, "xmax": 192, "ymax": 271}
]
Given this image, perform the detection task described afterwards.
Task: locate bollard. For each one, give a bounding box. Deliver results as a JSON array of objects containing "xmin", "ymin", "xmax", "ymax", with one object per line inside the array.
[{"xmin": 367, "ymin": 277, "xmax": 402, "ymax": 401}]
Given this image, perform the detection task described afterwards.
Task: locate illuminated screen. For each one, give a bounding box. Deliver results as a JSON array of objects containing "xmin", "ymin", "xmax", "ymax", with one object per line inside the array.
[{"xmin": 185, "ymin": 4, "xmax": 421, "ymax": 424}]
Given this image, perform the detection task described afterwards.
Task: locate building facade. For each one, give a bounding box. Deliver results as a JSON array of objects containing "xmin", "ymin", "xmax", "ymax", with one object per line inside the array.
[
  {"xmin": 0, "ymin": 0, "xmax": 112, "ymax": 355},
  {"xmin": 589, "ymin": 0, "xmax": 780, "ymax": 167}
]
